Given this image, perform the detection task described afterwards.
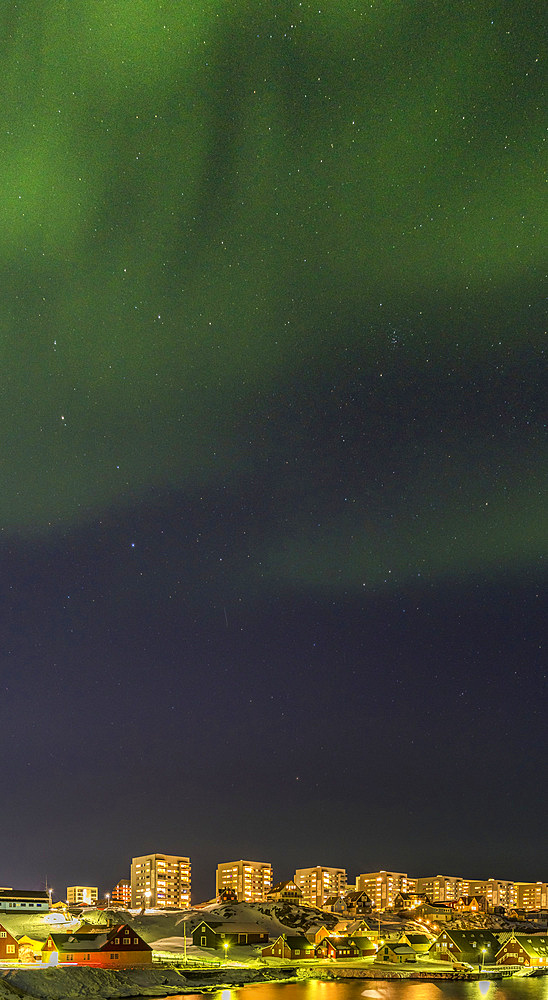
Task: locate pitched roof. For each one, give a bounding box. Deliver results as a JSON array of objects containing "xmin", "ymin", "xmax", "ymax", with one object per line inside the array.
[
  {"xmin": 503, "ymin": 935, "xmax": 548, "ymax": 959},
  {"xmin": 0, "ymin": 890, "xmax": 49, "ymax": 901},
  {"xmin": 48, "ymin": 932, "xmax": 110, "ymax": 952},
  {"xmin": 269, "ymin": 880, "xmax": 300, "ymax": 893},
  {"xmin": 285, "ymin": 935, "xmax": 313, "ymax": 948}
]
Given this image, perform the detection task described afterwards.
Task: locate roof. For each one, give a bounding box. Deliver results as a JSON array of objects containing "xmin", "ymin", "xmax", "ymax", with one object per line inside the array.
[
  {"xmin": 345, "ymin": 890, "xmax": 370, "ymax": 903},
  {"xmin": 501, "ymin": 935, "xmax": 548, "ymax": 960},
  {"xmin": 385, "ymin": 943, "xmax": 416, "ymax": 955},
  {"xmin": 438, "ymin": 930, "xmax": 501, "ymax": 953},
  {"xmin": 0, "ymin": 890, "xmax": 49, "ymax": 901},
  {"xmin": 269, "ymin": 880, "xmax": 300, "ymax": 893},
  {"xmin": 285, "ymin": 935, "xmax": 313, "ymax": 948},
  {"xmin": 196, "ymin": 921, "xmax": 267, "ymax": 934},
  {"xmin": 404, "ymin": 934, "xmax": 431, "ymax": 945},
  {"xmin": 49, "ymin": 932, "xmax": 110, "ymax": 952}
]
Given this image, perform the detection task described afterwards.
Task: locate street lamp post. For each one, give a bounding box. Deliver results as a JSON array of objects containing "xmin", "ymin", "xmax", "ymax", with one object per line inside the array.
[
  {"xmin": 223, "ymin": 941, "xmax": 229, "ymax": 965},
  {"xmin": 481, "ymin": 948, "xmax": 487, "ymax": 970},
  {"xmin": 183, "ymin": 920, "xmax": 187, "ymax": 964}
]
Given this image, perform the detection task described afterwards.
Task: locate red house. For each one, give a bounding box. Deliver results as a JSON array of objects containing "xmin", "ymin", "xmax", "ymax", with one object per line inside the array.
[
  {"xmin": 43, "ymin": 923, "xmax": 152, "ymax": 968},
  {"xmin": 0, "ymin": 924, "xmax": 19, "ymax": 962},
  {"xmin": 315, "ymin": 936, "xmax": 362, "ymax": 959}
]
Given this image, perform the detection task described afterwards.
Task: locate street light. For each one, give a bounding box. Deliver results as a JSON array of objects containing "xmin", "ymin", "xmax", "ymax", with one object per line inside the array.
[
  {"xmin": 481, "ymin": 948, "xmax": 487, "ymax": 970},
  {"xmin": 223, "ymin": 941, "xmax": 229, "ymax": 964}
]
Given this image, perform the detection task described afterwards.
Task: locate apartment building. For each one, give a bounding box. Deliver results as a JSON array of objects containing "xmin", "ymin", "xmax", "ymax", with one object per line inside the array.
[
  {"xmin": 110, "ymin": 879, "xmax": 131, "ymax": 906},
  {"xmin": 415, "ymin": 875, "xmax": 468, "ymax": 903},
  {"xmin": 66, "ymin": 886, "xmax": 98, "ymax": 906},
  {"xmin": 294, "ymin": 866, "xmax": 347, "ymax": 908},
  {"xmin": 130, "ymin": 853, "xmax": 191, "ymax": 908},
  {"xmin": 356, "ymin": 871, "xmax": 410, "ymax": 910},
  {"xmin": 464, "ymin": 878, "xmax": 516, "ymax": 909},
  {"xmin": 515, "ymin": 882, "xmax": 548, "ymax": 909},
  {"xmin": 216, "ymin": 860, "xmax": 273, "ymax": 902}
]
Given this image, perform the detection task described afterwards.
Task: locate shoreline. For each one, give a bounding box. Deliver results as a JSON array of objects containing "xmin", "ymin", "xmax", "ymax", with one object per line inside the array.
[{"xmin": 0, "ymin": 962, "xmax": 537, "ymax": 1000}]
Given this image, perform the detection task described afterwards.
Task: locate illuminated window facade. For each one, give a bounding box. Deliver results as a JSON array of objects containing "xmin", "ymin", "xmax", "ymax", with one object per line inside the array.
[
  {"xmin": 130, "ymin": 854, "xmax": 191, "ymax": 909},
  {"xmin": 415, "ymin": 876, "xmax": 469, "ymax": 903},
  {"xmin": 215, "ymin": 860, "xmax": 273, "ymax": 902},
  {"xmin": 356, "ymin": 872, "xmax": 410, "ymax": 910},
  {"xmin": 67, "ymin": 886, "xmax": 98, "ymax": 906},
  {"xmin": 111, "ymin": 879, "xmax": 131, "ymax": 906},
  {"xmin": 515, "ymin": 882, "xmax": 548, "ymax": 909},
  {"xmin": 294, "ymin": 866, "xmax": 347, "ymax": 908}
]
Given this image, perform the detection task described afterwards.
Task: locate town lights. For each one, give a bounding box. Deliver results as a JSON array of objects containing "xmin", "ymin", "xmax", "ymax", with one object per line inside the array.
[{"xmin": 223, "ymin": 941, "xmax": 229, "ymax": 963}]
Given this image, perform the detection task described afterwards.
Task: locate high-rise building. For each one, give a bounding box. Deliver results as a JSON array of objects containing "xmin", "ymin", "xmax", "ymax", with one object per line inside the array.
[
  {"xmin": 130, "ymin": 854, "xmax": 191, "ymax": 909},
  {"xmin": 66, "ymin": 886, "xmax": 98, "ymax": 906},
  {"xmin": 216, "ymin": 860, "xmax": 273, "ymax": 902},
  {"xmin": 111, "ymin": 879, "xmax": 131, "ymax": 906},
  {"xmin": 466, "ymin": 878, "xmax": 516, "ymax": 909},
  {"xmin": 516, "ymin": 882, "xmax": 548, "ymax": 909},
  {"xmin": 415, "ymin": 875, "xmax": 468, "ymax": 903},
  {"xmin": 294, "ymin": 866, "xmax": 347, "ymax": 908},
  {"xmin": 356, "ymin": 871, "xmax": 409, "ymax": 910}
]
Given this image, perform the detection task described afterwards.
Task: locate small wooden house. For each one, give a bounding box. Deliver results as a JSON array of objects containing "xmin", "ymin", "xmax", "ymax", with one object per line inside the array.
[
  {"xmin": 42, "ymin": 923, "xmax": 152, "ymax": 968},
  {"xmin": 0, "ymin": 924, "xmax": 19, "ymax": 962},
  {"xmin": 262, "ymin": 934, "xmax": 315, "ymax": 959}
]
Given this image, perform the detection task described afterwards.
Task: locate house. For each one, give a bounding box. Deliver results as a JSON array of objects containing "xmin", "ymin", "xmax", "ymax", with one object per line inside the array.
[
  {"xmin": 42, "ymin": 923, "xmax": 152, "ymax": 968},
  {"xmin": 496, "ymin": 934, "xmax": 548, "ymax": 968},
  {"xmin": 399, "ymin": 932, "xmax": 433, "ymax": 954},
  {"xmin": 0, "ymin": 924, "xmax": 19, "ymax": 962},
  {"xmin": 306, "ymin": 925, "xmax": 332, "ymax": 945},
  {"xmin": 192, "ymin": 921, "xmax": 269, "ymax": 949},
  {"xmin": 343, "ymin": 918, "xmax": 381, "ymax": 942},
  {"xmin": 345, "ymin": 890, "xmax": 373, "ymax": 916},
  {"xmin": 315, "ymin": 936, "xmax": 362, "ymax": 959},
  {"xmin": 415, "ymin": 901, "xmax": 455, "ymax": 923},
  {"xmin": 0, "ymin": 890, "xmax": 49, "ymax": 912},
  {"xmin": 218, "ymin": 887, "xmax": 238, "ymax": 904},
  {"xmin": 267, "ymin": 880, "xmax": 303, "ymax": 905},
  {"xmin": 378, "ymin": 942, "xmax": 417, "ymax": 964},
  {"xmin": 351, "ymin": 936, "xmax": 376, "ymax": 957},
  {"xmin": 394, "ymin": 892, "xmax": 429, "ymax": 912},
  {"xmin": 16, "ymin": 935, "xmax": 44, "ymax": 963},
  {"xmin": 323, "ymin": 896, "xmax": 347, "ymax": 914},
  {"xmin": 455, "ymin": 895, "xmax": 488, "ymax": 913},
  {"xmin": 262, "ymin": 935, "xmax": 315, "ymax": 959},
  {"xmin": 431, "ymin": 930, "xmax": 501, "ymax": 965}
]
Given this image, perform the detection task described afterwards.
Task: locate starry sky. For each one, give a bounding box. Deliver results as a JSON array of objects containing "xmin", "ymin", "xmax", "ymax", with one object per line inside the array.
[{"xmin": 0, "ymin": 2, "xmax": 545, "ymax": 903}]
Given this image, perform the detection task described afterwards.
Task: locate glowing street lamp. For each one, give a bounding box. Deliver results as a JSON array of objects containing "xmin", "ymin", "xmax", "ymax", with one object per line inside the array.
[
  {"xmin": 481, "ymin": 948, "xmax": 487, "ymax": 969},
  {"xmin": 223, "ymin": 941, "xmax": 229, "ymax": 964}
]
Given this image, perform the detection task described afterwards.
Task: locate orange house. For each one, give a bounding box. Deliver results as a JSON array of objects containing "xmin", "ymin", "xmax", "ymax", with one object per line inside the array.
[{"xmin": 43, "ymin": 923, "xmax": 152, "ymax": 968}]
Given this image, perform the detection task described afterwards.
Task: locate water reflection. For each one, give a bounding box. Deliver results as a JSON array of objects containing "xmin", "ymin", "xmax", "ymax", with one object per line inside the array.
[{"xmin": 174, "ymin": 979, "xmax": 548, "ymax": 1000}]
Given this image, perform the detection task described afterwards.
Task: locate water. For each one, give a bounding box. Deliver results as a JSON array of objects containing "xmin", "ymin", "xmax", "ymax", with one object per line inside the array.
[{"xmin": 168, "ymin": 979, "xmax": 548, "ymax": 1000}]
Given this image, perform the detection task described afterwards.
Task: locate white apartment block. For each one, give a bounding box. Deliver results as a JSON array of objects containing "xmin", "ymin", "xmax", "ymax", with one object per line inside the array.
[
  {"xmin": 466, "ymin": 878, "xmax": 516, "ymax": 909},
  {"xmin": 130, "ymin": 853, "xmax": 191, "ymax": 909},
  {"xmin": 516, "ymin": 882, "xmax": 548, "ymax": 909},
  {"xmin": 216, "ymin": 860, "xmax": 272, "ymax": 902},
  {"xmin": 356, "ymin": 871, "xmax": 409, "ymax": 910},
  {"xmin": 415, "ymin": 875, "xmax": 469, "ymax": 902},
  {"xmin": 294, "ymin": 866, "xmax": 346, "ymax": 908},
  {"xmin": 66, "ymin": 886, "xmax": 98, "ymax": 906}
]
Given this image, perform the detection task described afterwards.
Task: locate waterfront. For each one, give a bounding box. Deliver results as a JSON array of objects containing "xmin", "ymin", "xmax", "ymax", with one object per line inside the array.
[{"xmin": 167, "ymin": 979, "xmax": 548, "ymax": 1000}]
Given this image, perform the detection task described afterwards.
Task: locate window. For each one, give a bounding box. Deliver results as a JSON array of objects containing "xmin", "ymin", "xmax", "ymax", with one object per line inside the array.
[
  {"xmin": 7, "ymin": 945, "xmax": 15, "ymax": 954},
  {"xmin": 0, "ymin": 932, "xmax": 5, "ymax": 938},
  {"xmin": 123, "ymin": 938, "xmax": 130, "ymax": 944},
  {"xmin": 134, "ymin": 938, "xmax": 138, "ymax": 944},
  {"xmin": 114, "ymin": 938, "xmax": 119, "ymax": 944}
]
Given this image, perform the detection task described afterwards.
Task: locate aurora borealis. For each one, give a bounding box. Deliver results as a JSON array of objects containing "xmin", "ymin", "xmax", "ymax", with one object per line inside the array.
[{"xmin": 0, "ymin": 2, "xmax": 545, "ymax": 900}]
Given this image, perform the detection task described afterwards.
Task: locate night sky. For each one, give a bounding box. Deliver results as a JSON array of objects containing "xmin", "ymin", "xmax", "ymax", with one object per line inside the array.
[{"xmin": 0, "ymin": 2, "xmax": 545, "ymax": 904}]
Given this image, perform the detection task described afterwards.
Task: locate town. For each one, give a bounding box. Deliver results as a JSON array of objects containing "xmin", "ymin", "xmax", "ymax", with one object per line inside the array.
[{"xmin": 1, "ymin": 856, "xmax": 548, "ymax": 982}]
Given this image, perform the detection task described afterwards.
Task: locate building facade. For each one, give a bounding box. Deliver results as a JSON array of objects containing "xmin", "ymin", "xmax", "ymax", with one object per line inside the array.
[
  {"xmin": 111, "ymin": 880, "xmax": 131, "ymax": 907},
  {"xmin": 130, "ymin": 853, "xmax": 191, "ymax": 908},
  {"xmin": 215, "ymin": 860, "xmax": 272, "ymax": 902},
  {"xmin": 0, "ymin": 890, "xmax": 49, "ymax": 912},
  {"xmin": 67, "ymin": 887, "xmax": 98, "ymax": 906},
  {"xmin": 356, "ymin": 872, "xmax": 409, "ymax": 910},
  {"xmin": 515, "ymin": 883, "xmax": 548, "ymax": 910},
  {"xmin": 415, "ymin": 875, "xmax": 468, "ymax": 903},
  {"xmin": 294, "ymin": 866, "xmax": 347, "ymax": 908}
]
